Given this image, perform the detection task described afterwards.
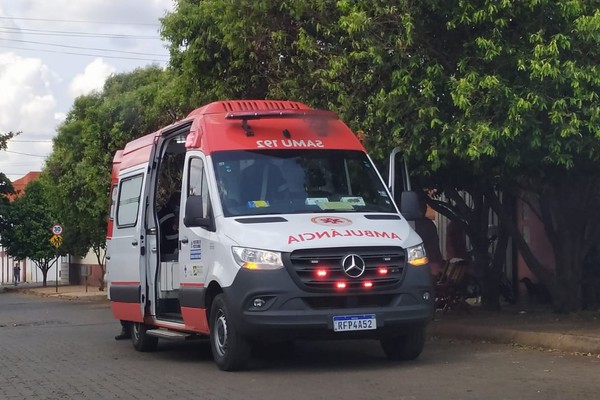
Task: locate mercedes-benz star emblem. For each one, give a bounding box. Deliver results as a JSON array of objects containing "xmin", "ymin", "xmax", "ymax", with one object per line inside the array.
[{"xmin": 341, "ymin": 254, "xmax": 366, "ymax": 278}]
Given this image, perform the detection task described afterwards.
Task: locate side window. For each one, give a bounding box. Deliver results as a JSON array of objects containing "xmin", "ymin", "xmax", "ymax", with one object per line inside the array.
[
  {"xmin": 188, "ymin": 157, "xmax": 210, "ymax": 217},
  {"xmin": 109, "ymin": 185, "xmax": 118, "ymax": 220},
  {"xmin": 117, "ymin": 174, "xmax": 144, "ymax": 227}
]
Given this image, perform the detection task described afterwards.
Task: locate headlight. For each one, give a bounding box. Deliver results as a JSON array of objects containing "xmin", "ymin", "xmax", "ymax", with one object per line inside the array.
[
  {"xmin": 232, "ymin": 247, "xmax": 283, "ymax": 270},
  {"xmin": 407, "ymin": 243, "xmax": 428, "ymax": 266}
]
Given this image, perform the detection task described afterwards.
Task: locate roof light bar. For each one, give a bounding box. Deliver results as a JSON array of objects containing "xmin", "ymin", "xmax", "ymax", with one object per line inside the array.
[{"xmin": 225, "ymin": 109, "xmax": 339, "ymax": 121}]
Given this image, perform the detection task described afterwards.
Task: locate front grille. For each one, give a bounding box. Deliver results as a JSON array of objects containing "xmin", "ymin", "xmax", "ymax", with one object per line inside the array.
[
  {"xmin": 285, "ymin": 247, "xmax": 405, "ymax": 293},
  {"xmin": 304, "ymin": 294, "xmax": 396, "ymax": 309}
]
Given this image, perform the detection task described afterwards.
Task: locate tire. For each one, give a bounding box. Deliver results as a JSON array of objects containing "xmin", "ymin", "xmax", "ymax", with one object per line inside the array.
[
  {"xmin": 131, "ymin": 322, "xmax": 158, "ymax": 352},
  {"xmin": 209, "ymin": 294, "xmax": 251, "ymax": 371},
  {"xmin": 380, "ymin": 326, "xmax": 426, "ymax": 361}
]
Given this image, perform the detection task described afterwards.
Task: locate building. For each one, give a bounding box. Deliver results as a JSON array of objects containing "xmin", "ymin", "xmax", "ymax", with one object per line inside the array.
[{"xmin": 1, "ymin": 171, "xmax": 62, "ymax": 285}]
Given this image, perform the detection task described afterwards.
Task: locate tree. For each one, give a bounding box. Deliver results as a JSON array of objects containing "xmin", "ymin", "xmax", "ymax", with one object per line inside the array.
[
  {"xmin": 0, "ymin": 173, "xmax": 15, "ymax": 236},
  {"xmin": 0, "ymin": 181, "xmax": 61, "ymax": 286},
  {"xmin": 160, "ymin": 0, "xmax": 343, "ymax": 107},
  {"xmin": 320, "ymin": 0, "xmax": 600, "ymax": 312},
  {"xmin": 0, "ymin": 132, "xmax": 18, "ymax": 264},
  {"xmin": 160, "ymin": 0, "xmax": 600, "ymax": 312},
  {"xmin": 398, "ymin": 1, "xmax": 600, "ymax": 313},
  {"xmin": 0, "ymin": 131, "xmax": 18, "ymax": 151},
  {"xmin": 43, "ymin": 66, "xmax": 182, "ymax": 290}
]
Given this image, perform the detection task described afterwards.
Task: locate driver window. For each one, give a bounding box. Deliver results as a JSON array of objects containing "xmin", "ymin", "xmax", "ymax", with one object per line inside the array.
[{"xmin": 188, "ymin": 157, "xmax": 210, "ymax": 218}]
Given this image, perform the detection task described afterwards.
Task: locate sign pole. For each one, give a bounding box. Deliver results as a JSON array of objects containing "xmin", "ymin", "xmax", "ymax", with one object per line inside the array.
[
  {"xmin": 50, "ymin": 224, "xmax": 63, "ymax": 293},
  {"xmin": 55, "ymin": 248, "xmax": 59, "ymax": 293}
]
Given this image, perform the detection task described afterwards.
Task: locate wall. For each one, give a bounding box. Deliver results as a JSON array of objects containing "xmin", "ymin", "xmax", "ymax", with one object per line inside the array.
[
  {"xmin": 0, "ymin": 250, "xmax": 60, "ymax": 285},
  {"xmin": 68, "ymin": 249, "xmax": 105, "ymax": 288},
  {"xmin": 515, "ymin": 200, "xmax": 555, "ymax": 298}
]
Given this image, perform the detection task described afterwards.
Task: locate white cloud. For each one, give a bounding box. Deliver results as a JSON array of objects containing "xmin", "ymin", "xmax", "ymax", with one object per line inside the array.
[
  {"xmin": 54, "ymin": 112, "xmax": 67, "ymax": 123},
  {"xmin": 69, "ymin": 58, "xmax": 116, "ymax": 98},
  {"xmin": 13, "ymin": 0, "xmax": 173, "ymax": 31},
  {"xmin": 0, "ymin": 52, "xmax": 58, "ymax": 134},
  {"xmin": 0, "ymin": 52, "xmax": 58, "ymax": 179},
  {"xmin": 0, "ymin": 0, "xmax": 175, "ymax": 179}
]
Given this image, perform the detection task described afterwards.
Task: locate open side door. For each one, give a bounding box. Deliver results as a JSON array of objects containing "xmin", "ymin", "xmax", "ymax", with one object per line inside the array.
[
  {"xmin": 388, "ymin": 147, "xmax": 420, "ymax": 221},
  {"xmin": 108, "ymin": 169, "xmax": 148, "ymax": 323},
  {"xmin": 144, "ymin": 122, "xmax": 193, "ymax": 318}
]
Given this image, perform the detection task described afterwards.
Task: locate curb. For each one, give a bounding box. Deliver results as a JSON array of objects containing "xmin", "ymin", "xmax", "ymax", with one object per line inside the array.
[
  {"xmin": 24, "ymin": 289, "xmax": 109, "ymax": 302},
  {"xmin": 429, "ymin": 321, "xmax": 600, "ymax": 354},
  {"xmin": 2, "ymin": 286, "xmax": 108, "ymax": 302}
]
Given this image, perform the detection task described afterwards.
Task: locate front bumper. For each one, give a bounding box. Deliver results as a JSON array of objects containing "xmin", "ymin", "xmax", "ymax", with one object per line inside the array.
[{"xmin": 222, "ymin": 265, "xmax": 434, "ymax": 340}]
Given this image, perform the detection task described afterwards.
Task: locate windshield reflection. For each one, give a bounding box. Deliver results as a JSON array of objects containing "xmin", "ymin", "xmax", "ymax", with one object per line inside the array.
[{"xmin": 212, "ymin": 150, "xmax": 396, "ymax": 217}]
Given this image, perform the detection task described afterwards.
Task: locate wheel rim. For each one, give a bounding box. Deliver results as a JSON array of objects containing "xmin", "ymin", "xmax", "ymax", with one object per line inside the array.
[
  {"xmin": 132, "ymin": 323, "xmax": 141, "ymax": 342},
  {"xmin": 213, "ymin": 310, "xmax": 228, "ymax": 357}
]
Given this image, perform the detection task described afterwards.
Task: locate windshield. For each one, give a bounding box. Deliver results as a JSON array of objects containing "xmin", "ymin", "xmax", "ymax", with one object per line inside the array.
[{"xmin": 212, "ymin": 149, "xmax": 396, "ymax": 217}]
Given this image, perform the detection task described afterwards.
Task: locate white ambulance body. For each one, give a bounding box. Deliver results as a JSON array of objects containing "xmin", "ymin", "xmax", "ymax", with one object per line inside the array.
[{"xmin": 106, "ymin": 100, "xmax": 433, "ymax": 370}]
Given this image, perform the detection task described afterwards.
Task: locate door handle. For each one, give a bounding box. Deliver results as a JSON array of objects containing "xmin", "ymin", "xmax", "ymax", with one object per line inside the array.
[
  {"xmin": 151, "ymin": 247, "xmax": 157, "ymax": 253},
  {"xmin": 180, "ymin": 237, "xmax": 189, "ymax": 244},
  {"xmin": 132, "ymin": 240, "xmax": 138, "ymax": 246}
]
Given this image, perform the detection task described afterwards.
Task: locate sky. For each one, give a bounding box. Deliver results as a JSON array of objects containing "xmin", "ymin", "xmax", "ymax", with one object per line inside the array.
[{"xmin": 0, "ymin": 0, "xmax": 175, "ymax": 181}]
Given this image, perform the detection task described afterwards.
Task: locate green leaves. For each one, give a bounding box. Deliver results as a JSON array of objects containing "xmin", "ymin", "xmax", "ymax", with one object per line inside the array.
[
  {"xmin": 0, "ymin": 181, "xmax": 58, "ymax": 262},
  {"xmin": 0, "ymin": 131, "xmax": 19, "ymax": 152},
  {"xmin": 42, "ymin": 66, "xmax": 181, "ymax": 259}
]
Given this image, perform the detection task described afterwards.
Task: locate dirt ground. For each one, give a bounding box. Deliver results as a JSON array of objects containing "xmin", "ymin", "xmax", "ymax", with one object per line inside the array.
[{"xmin": 435, "ymin": 301, "xmax": 600, "ymax": 337}]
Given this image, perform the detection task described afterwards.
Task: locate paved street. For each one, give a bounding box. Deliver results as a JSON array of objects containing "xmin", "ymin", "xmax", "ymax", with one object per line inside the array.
[{"xmin": 1, "ymin": 292, "xmax": 599, "ymax": 400}]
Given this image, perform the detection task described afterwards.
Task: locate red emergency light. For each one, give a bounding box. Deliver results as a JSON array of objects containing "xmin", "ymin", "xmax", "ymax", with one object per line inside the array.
[{"xmin": 315, "ymin": 268, "xmax": 329, "ymax": 278}]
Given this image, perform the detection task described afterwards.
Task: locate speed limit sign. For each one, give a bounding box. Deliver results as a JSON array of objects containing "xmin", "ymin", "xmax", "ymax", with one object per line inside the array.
[{"xmin": 51, "ymin": 224, "xmax": 63, "ymax": 235}]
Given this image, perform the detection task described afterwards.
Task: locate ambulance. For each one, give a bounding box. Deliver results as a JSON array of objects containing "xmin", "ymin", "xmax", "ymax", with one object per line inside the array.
[{"xmin": 106, "ymin": 100, "xmax": 433, "ymax": 371}]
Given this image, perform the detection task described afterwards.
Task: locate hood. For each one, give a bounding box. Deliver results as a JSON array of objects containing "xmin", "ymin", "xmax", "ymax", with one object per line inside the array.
[{"xmin": 221, "ymin": 213, "xmax": 422, "ymax": 252}]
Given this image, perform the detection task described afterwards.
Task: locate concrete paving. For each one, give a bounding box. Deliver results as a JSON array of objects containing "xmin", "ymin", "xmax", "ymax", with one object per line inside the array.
[{"xmin": 3, "ymin": 282, "xmax": 600, "ymax": 356}]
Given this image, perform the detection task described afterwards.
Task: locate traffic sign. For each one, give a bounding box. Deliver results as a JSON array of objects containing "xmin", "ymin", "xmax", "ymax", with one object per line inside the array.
[
  {"xmin": 50, "ymin": 234, "xmax": 63, "ymax": 248},
  {"xmin": 51, "ymin": 224, "xmax": 63, "ymax": 235}
]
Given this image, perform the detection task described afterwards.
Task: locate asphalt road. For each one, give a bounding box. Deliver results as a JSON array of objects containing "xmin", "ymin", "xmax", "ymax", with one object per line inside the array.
[{"xmin": 1, "ymin": 292, "xmax": 598, "ymax": 400}]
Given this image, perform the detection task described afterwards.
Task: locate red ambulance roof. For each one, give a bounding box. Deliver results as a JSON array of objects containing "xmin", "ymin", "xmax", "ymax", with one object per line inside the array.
[
  {"xmin": 115, "ymin": 100, "xmax": 365, "ymax": 171},
  {"xmin": 186, "ymin": 100, "xmax": 365, "ymax": 154},
  {"xmin": 117, "ymin": 131, "xmax": 161, "ymax": 171}
]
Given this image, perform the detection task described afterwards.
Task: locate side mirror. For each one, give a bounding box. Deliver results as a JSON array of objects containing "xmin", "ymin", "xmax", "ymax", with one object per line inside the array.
[
  {"xmin": 399, "ymin": 191, "xmax": 421, "ymax": 221},
  {"xmin": 183, "ymin": 195, "xmax": 212, "ymax": 228}
]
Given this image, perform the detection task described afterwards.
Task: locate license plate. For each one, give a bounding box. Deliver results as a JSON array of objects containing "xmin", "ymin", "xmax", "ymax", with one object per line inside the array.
[{"xmin": 333, "ymin": 314, "xmax": 376, "ymax": 332}]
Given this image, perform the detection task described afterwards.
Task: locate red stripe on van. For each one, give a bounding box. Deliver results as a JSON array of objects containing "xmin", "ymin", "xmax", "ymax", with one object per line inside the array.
[
  {"xmin": 111, "ymin": 301, "xmax": 144, "ymax": 323},
  {"xmin": 181, "ymin": 306, "xmax": 210, "ymax": 334}
]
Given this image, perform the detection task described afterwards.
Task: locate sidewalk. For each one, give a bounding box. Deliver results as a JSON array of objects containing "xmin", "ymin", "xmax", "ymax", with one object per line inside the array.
[
  {"xmin": 0, "ymin": 281, "xmax": 108, "ymax": 302},
  {"xmin": 429, "ymin": 304, "xmax": 600, "ymax": 356},
  {"xmin": 2, "ymin": 282, "xmax": 600, "ymax": 356}
]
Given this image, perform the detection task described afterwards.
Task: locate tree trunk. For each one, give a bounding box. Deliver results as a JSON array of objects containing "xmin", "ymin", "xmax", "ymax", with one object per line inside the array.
[
  {"xmin": 466, "ymin": 190, "xmax": 502, "ymax": 311},
  {"xmin": 553, "ymin": 254, "xmax": 583, "ymax": 312},
  {"xmin": 425, "ymin": 184, "xmax": 506, "ymax": 310},
  {"xmin": 93, "ymin": 246, "xmax": 106, "ymax": 291},
  {"xmin": 537, "ymin": 175, "xmax": 600, "ymax": 313},
  {"xmin": 490, "ymin": 175, "xmax": 600, "ymax": 313},
  {"xmin": 474, "ymin": 246, "xmax": 501, "ymax": 310}
]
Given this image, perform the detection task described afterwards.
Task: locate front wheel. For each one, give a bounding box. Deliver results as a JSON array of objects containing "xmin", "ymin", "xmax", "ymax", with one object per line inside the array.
[
  {"xmin": 380, "ymin": 326, "xmax": 426, "ymax": 361},
  {"xmin": 131, "ymin": 322, "xmax": 158, "ymax": 352},
  {"xmin": 210, "ymin": 294, "xmax": 251, "ymax": 371}
]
